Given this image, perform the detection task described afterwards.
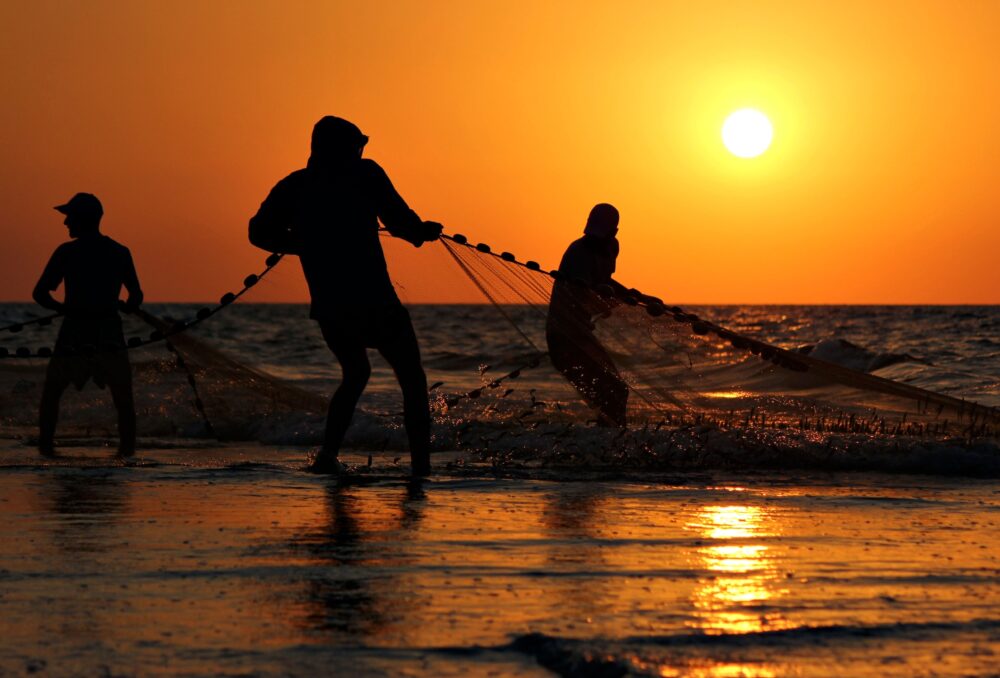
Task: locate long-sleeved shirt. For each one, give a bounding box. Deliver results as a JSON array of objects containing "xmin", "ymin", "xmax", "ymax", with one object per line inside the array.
[{"xmin": 249, "ymin": 158, "xmax": 430, "ymax": 318}]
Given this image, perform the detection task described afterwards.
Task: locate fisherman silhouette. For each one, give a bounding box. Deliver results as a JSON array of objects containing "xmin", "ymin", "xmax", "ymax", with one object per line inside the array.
[
  {"xmin": 33, "ymin": 193, "xmax": 143, "ymax": 457},
  {"xmin": 546, "ymin": 204, "xmax": 629, "ymax": 427},
  {"xmin": 249, "ymin": 116, "xmax": 442, "ymax": 476}
]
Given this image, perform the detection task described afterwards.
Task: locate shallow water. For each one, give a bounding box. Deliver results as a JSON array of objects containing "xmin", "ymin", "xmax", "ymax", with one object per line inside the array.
[
  {"xmin": 2, "ymin": 303, "xmax": 999, "ymax": 674},
  {"xmin": 0, "ymin": 445, "xmax": 997, "ymax": 676}
]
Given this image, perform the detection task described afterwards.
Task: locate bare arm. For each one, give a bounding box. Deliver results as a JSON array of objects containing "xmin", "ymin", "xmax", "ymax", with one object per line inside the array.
[
  {"xmin": 121, "ymin": 250, "xmax": 143, "ymax": 311},
  {"xmin": 32, "ymin": 249, "xmax": 66, "ymax": 313},
  {"xmin": 32, "ymin": 286, "xmax": 64, "ymax": 313}
]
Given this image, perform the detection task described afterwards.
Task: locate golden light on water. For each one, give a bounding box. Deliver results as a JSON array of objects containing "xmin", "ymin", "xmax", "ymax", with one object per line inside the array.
[
  {"xmin": 721, "ymin": 109, "xmax": 773, "ymax": 158},
  {"xmin": 657, "ymin": 664, "xmax": 778, "ymax": 678},
  {"xmin": 700, "ymin": 504, "xmax": 763, "ymax": 540},
  {"xmin": 687, "ymin": 505, "xmax": 791, "ymax": 635},
  {"xmin": 7, "ymin": 468, "xmax": 998, "ymax": 676},
  {"xmin": 702, "ymin": 391, "xmax": 751, "ymax": 400}
]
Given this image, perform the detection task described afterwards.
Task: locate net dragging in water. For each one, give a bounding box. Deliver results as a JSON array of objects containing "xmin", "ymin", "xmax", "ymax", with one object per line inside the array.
[
  {"xmin": 2, "ymin": 231, "xmax": 998, "ymax": 467},
  {"xmin": 432, "ymin": 233, "xmax": 1000, "ymax": 442},
  {"xmin": 0, "ymin": 253, "xmax": 332, "ymax": 443}
]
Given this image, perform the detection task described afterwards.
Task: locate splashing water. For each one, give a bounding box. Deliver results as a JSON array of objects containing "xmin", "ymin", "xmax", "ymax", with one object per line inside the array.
[{"xmin": 1, "ymin": 233, "xmax": 998, "ymax": 476}]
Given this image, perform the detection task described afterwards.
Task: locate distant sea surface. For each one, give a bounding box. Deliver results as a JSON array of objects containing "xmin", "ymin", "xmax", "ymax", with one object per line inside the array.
[{"xmin": 3, "ymin": 303, "xmax": 998, "ymax": 405}]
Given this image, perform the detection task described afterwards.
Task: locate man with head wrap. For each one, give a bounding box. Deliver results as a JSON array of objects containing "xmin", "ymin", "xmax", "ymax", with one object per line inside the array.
[
  {"xmin": 249, "ymin": 116, "xmax": 442, "ymax": 475},
  {"xmin": 546, "ymin": 203, "xmax": 629, "ymax": 427}
]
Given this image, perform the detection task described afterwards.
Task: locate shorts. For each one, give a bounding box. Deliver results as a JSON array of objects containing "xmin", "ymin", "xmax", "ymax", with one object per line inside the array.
[{"xmin": 47, "ymin": 314, "xmax": 132, "ymax": 390}]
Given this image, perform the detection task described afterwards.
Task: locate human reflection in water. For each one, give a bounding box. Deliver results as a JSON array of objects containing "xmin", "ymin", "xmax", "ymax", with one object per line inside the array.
[
  {"xmin": 249, "ymin": 117, "xmax": 442, "ymax": 476},
  {"xmin": 296, "ymin": 480, "xmax": 427, "ymax": 638},
  {"xmin": 542, "ymin": 484, "xmax": 606, "ymax": 563},
  {"xmin": 33, "ymin": 193, "xmax": 144, "ymax": 457},
  {"xmin": 540, "ymin": 485, "xmax": 613, "ymax": 624},
  {"xmin": 33, "ymin": 471, "xmax": 132, "ymax": 647},
  {"xmin": 546, "ymin": 204, "xmax": 630, "ymax": 427},
  {"xmin": 40, "ymin": 471, "xmax": 131, "ymax": 553}
]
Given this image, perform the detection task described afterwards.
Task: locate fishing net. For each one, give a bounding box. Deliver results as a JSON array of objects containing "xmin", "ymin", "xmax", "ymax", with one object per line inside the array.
[
  {"xmin": 0, "ymin": 255, "xmax": 331, "ymax": 444},
  {"xmin": 424, "ymin": 233, "xmax": 1000, "ymax": 443},
  {"xmin": 2, "ymin": 232, "xmax": 998, "ymax": 473}
]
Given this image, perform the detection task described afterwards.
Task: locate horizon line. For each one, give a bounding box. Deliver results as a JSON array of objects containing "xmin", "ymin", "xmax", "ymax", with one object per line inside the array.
[{"xmin": 2, "ymin": 300, "xmax": 999, "ymax": 307}]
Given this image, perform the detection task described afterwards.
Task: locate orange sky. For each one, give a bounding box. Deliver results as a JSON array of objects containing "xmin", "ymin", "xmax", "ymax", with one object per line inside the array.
[{"xmin": 1, "ymin": 1, "xmax": 998, "ymax": 304}]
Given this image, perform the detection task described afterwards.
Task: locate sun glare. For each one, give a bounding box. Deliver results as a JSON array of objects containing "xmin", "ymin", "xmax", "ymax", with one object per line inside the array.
[{"xmin": 722, "ymin": 109, "xmax": 773, "ymax": 158}]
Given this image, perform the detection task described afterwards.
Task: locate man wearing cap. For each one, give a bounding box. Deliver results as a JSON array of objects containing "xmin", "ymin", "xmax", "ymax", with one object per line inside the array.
[
  {"xmin": 546, "ymin": 203, "xmax": 630, "ymax": 427},
  {"xmin": 33, "ymin": 193, "xmax": 143, "ymax": 457},
  {"xmin": 249, "ymin": 116, "xmax": 442, "ymax": 476}
]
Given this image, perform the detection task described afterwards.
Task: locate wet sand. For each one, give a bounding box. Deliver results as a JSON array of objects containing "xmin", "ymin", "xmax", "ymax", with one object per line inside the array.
[{"xmin": 0, "ymin": 443, "xmax": 998, "ymax": 676}]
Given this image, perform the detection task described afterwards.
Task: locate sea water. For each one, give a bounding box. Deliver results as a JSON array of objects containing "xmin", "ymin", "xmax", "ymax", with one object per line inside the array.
[
  {"xmin": 3, "ymin": 304, "xmax": 999, "ymax": 404},
  {"xmin": 0, "ymin": 304, "xmax": 998, "ymax": 676}
]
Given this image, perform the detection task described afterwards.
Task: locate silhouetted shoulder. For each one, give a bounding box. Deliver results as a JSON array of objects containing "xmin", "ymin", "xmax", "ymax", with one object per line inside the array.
[
  {"xmin": 92, "ymin": 237, "xmax": 135, "ymax": 270},
  {"xmin": 560, "ymin": 237, "xmax": 591, "ymax": 266},
  {"xmin": 102, "ymin": 235, "xmax": 131, "ymax": 255},
  {"xmin": 285, "ymin": 168, "xmax": 311, "ymax": 182},
  {"xmin": 358, "ymin": 158, "xmax": 390, "ymax": 182},
  {"xmin": 563, "ymin": 237, "xmax": 589, "ymax": 256},
  {"xmin": 359, "ymin": 158, "xmax": 384, "ymax": 172},
  {"xmin": 51, "ymin": 241, "xmax": 75, "ymax": 258},
  {"xmin": 558, "ymin": 237, "xmax": 602, "ymax": 283},
  {"xmin": 271, "ymin": 168, "xmax": 311, "ymax": 191}
]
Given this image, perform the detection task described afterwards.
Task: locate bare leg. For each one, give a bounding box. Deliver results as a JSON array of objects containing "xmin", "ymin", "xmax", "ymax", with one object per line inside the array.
[
  {"xmin": 547, "ymin": 330, "xmax": 629, "ymax": 427},
  {"xmin": 319, "ymin": 324, "xmax": 371, "ymax": 462},
  {"xmin": 109, "ymin": 379, "xmax": 137, "ymax": 457},
  {"xmin": 377, "ymin": 313, "xmax": 431, "ymax": 476},
  {"xmin": 39, "ymin": 372, "xmax": 69, "ymax": 456}
]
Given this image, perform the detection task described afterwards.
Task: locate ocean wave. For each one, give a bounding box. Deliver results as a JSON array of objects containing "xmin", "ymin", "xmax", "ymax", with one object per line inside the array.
[
  {"xmin": 796, "ymin": 338, "xmax": 916, "ymax": 372},
  {"xmin": 494, "ymin": 618, "xmax": 1000, "ymax": 676}
]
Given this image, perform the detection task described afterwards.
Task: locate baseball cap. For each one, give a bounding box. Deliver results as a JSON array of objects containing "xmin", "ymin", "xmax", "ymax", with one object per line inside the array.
[{"xmin": 54, "ymin": 193, "xmax": 104, "ymax": 219}]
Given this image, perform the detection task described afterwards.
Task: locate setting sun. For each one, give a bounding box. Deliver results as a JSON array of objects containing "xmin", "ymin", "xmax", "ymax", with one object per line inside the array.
[{"xmin": 721, "ymin": 109, "xmax": 773, "ymax": 158}]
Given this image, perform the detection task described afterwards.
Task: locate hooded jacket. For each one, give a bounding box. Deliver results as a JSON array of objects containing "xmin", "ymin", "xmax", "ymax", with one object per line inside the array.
[{"xmin": 249, "ymin": 122, "xmax": 433, "ymax": 318}]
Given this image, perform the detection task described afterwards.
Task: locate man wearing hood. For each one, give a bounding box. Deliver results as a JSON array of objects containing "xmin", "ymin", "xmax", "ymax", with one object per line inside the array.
[
  {"xmin": 546, "ymin": 203, "xmax": 629, "ymax": 427},
  {"xmin": 249, "ymin": 116, "xmax": 442, "ymax": 475}
]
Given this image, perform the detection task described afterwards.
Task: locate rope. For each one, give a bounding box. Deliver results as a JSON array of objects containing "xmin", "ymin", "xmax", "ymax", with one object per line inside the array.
[
  {"xmin": 135, "ymin": 309, "xmax": 218, "ymax": 439},
  {"xmin": 431, "ymin": 230, "xmax": 999, "ymax": 427},
  {"xmin": 0, "ymin": 253, "xmax": 284, "ymax": 359},
  {"xmin": 6, "ymin": 226, "xmax": 998, "ymax": 431},
  {"xmin": 439, "ymin": 238, "xmax": 541, "ymax": 352},
  {"xmin": 0, "ymin": 312, "xmax": 61, "ymax": 334}
]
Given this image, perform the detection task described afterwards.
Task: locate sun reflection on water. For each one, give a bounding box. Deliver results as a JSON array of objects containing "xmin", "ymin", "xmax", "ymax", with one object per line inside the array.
[
  {"xmin": 701, "ymin": 391, "xmax": 752, "ymax": 400},
  {"xmin": 656, "ymin": 663, "xmax": 777, "ymax": 678},
  {"xmin": 686, "ymin": 505, "xmax": 791, "ymax": 636}
]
